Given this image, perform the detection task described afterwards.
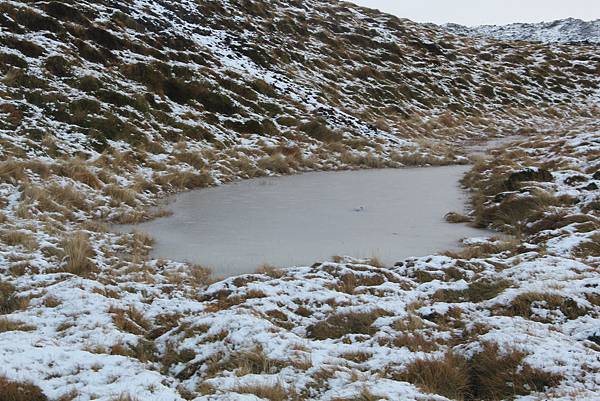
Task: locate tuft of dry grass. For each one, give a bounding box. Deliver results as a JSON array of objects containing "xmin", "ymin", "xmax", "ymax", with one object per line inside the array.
[
  {"xmin": 442, "ymin": 238, "xmax": 521, "ymax": 260},
  {"xmin": 221, "ymin": 345, "xmax": 277, "ymax": 376},
  {"xmin": 573, "ymin": 233, "xmax": 600, "ymax": 259},
  {"xmin": 111, "ymin": 209, "xmax": 173, "ymax": 225},
  {"xmin": 468, "ymin": 343, "xmax": 562, "ymax": 400},
  {"xmin": 161, "ymin": 342, "xmax": 196, "ymax": 373},
  {"xmin": 54, "ymin": 389, "xmax": 80, "ymax": 401},
  {"xmin": 382, "ymin": 333, "xmax": 438, "ymax": 352},
  {"xmin": 154, "ymin": 170, "xmax": 213, "ymax": 190},
  {"xmin": 42, "ymin": 296, "xmax": 61, "ymax": 308},
  {"xmin": 340, "ymin": 350, "xmax": 372, "ymax": 363},
  {"xmin": 46, "ymin": 183, "xmax": 89, "ymax": 211},
  {"xmin": 0, "ymin": 281, "xmax": 27, "ymax": 314},
  {"xmin": 0, "ymin": 318, "xmax": 35, "ymax": 333},
  {"xmin": 0, "ymin": 158, "xmax": 28, "ymax": 184},
  {"xmin": 501, "ymin": 292, "xmax": 588, "ymax": 322},
  {"xmin": 189, "ymin": 264, "xmax": 214, "ymax": 287},
  {"xmin": 233, "ymin": 381, "xmax": 290, "ymax": 401},
  {"xmin": 61, "ymin": 232, "xmax": 96, "ymax": 275},
  {"xmin": 308, "ymin": 309, "xmax": 387, "ymax": 340},
  {"xmin": 174, "ymin": 151, "xmax": 206, "ymax": 170},
  {"xmin": 103, "ymin": 184, "xmax": 137, "ymax": 206},
  {"xmin": 53, "ymin": 159, "xmax": 102, "ymax": 189},
  {"xmin": 109, "ymin": 395, "xmax": 140, "ymax": 401},
  {"xmin": 433, "ymin": 279, "xmax": 512, "ymax": 303},
  {"xmin": 257, "ymin": 153, "xmax": 291, "ymax": 174},
  {"xmin": 445, "ymin": 212, "xmax": 472, "ymax": 224},
  {"xmin": 399, "ymin": 352, "xmax": 470, "ymax": 400},
  {"xmin": 0, "ymin": 375, "xmax": 47, "ymax": 401},
  {"xmin": 399, "ymin": 343, "xmax": 562, "ymax": 400},
  {"xmin": 330, "ymin": 387, "xmax": 382, "ymax": 401},
  {"xmin": 1, "ymin": 230, "xmax": 38, "ymax": 251},
  {"xmin": 367, "ymin": 256, "xmax": 384, "ymax": 268},
  {"xmin": 256, "ymin": 264, "xmax": 285, "ymax": 278},
  {"xmin": 109, "ymin": 305, "xmax": 151, "ymax": 335}
]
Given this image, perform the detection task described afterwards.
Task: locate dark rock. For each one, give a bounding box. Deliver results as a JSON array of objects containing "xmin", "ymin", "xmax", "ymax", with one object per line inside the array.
[
  {"xmin": 505, "ymin": 168, "xmax": 553, "ymax": 190},
  {"xmin": 593, "ymin": 171, "xmax": 600, "ymax": 180},
  {"xmin": 564, "ymin": 175, "xmax": 588, "ymax": 186},
  {"xmin": 588, "ymin": 335, "xmax": 600, "ymax": 346},
  {"xmin": 581, "ymin": 182, "xmax": 599, "ymax": 191}
]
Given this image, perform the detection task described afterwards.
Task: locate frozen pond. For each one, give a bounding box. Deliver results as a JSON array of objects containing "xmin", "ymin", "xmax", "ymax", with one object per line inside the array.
[{"xmin": 124, "ymin": 166, "xmax": 488, "ymax": 276}]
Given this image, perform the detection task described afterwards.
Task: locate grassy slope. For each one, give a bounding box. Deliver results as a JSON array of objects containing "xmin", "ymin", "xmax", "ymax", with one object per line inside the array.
[{"xmin": 0, "ymin": 0, "xmax": 599, "ymax": 400}]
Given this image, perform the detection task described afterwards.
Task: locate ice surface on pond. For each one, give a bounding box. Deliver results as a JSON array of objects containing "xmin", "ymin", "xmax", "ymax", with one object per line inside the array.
[{"xmin": 125, "ymin": 166, "xmax": 489, "ymax": 276}]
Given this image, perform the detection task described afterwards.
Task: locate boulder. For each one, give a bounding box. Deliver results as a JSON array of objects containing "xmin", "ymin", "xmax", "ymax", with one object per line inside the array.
[{"xmin": 505, "ymin": 168, "xmax": 553, "ymax": 190}]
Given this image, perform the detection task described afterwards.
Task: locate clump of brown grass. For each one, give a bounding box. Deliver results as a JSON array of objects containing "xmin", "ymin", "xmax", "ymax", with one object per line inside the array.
[
  {"xmin": 340, "ymin": 350, "xmax": 372, "ymax": 363},
  {"xmin": 399, "ymin": 352, "xmax": 470, "ymax": 400},
  {"xmin": 154, "ymin": 170, "xmax": 213, "ymax": 190},
  {"xmin": 46, "ymin": 183, "xmax": 89, "ymax": 211},
  {"xmin": 111, "ymin": 209, "xmax": 173, "ymax": 225},
  {"xmin": 433, "ymin": 279, "xmax": 512, "ymax": 303},
  {"xmin": 501, "ymin": 292, "xmax": 588, "ymax": 322},
  {"xmin": 307, "ymin": 309, "xmax": 387, "ymax": 340},
  {"xmin": 298, "ymin": 118, "xmax": 343, "ymax": 142},
  {"xmin": 256, "ymin": 264, "xmax": 285, "ymax": 279},
  {"xmin": 53, "ymin": 159, "xmax": 102, "ymax": 189},
  {"xmin": 573, "ymin": 233, "xmax": 600, "ymax": 259},
  {"xmin": 229, "ymin": 155, "xmax": 263, "ymax": 178},
  {"xmin": 0, "ymin": 375, "xmax": 47, "ymax": 401},
  {"xmin": 257, "ymin": 153, "xmax": 291, "ymax": 174},
  {"xmin": 109, "ymin": 394, "xmax": 140, "ymax": 401},
  {"xmin": 174, "ymin": 151, "xmax": 206, "ymax": 170},
  {"xmin": 367, "ymin": 256, "xmax": 384, "ymax": 268},
  {"xmin": 61, "ymin": 232, "xmax": 96, "ymax": 275},
  {"xmin": 442, "ymin": 238, "xmax": 521, "ymax": 260},
  {"xmin": 0, "ymin": 158, "xmax": 28, "ymax": 184},
  {"xmin": 468, "ymin": 343, "xmax": 562, "ymax": 400},
  {"xmin": 54, "ymin": 389, "xmax": 80, "ymax": 401},
  {"xmin": 109, "ymin": 305, "xmax": 151, "ymax": 335},
  {"xmin": 161, "ymin": 342, "xmax": 196, "ymax": 373},
  {"xmin": 399, "ymin": 343, "xmax": 562, "ymax": 400},
  {"xmin": 330, "ymin": 387, "xmax": 382, "ymax": 401},
  {"xmin": 20, "ymin": 185, "xmax": 72, "ymax": 218},
  {"xmin": 189, "ymin": 264, "xmax": 214, "ymax": 287},
  {"xmin": 393, "ymin": 314, "xmax": 426, "ymax": 332},
  {"xmin": 390, "ymin": 151, "xmax": 448, "ymax": 167},
  {"xmin": 0, "ymin": 230, "xmax": 38, "ymax": 251},
  {"xmin": 0, "ymin": 318, "xmax": 35, "ymax": 333},
  {"xmin": 0, "ymin": 281, "xmax": 27, "ymax": 314},
  {"xmin": 103, "ymin": 184, "xmax": 137, "ymax": 206},
  {"xmin": 382, "ymin": 333, "xmax": 438, "ymax": 352},
  {"xmin": 221, "ymin": 345, "xmax": 278, "ymax": 376},
  {"xmin": 445, "ymin": 212, "xmax": 472, "ymax": 224},
  {"xmin": 129, "ymin": 338, "xmax": 157, "ymax": 363},
  {"xmin": 42, "ymin": 296, "xmax": 61, "ymax": 308},
  {"xmin": 233, "ymin": 381, "xmax": 290, "ymax": 401}
]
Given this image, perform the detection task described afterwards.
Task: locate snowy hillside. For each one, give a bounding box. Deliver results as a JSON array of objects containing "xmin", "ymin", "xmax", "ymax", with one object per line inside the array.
[
  {"xmin": 0, "ymin": 1, "xmax": 599, "ymax": 400},
  {"xmin": 445, "ymin": 18, "xmax": 600, "ymax": 44}
]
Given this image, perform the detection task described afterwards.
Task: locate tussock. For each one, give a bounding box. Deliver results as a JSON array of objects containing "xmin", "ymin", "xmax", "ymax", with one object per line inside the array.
[
  {"xmin": 0, "ymin": 375, "xmax": 47, "ymax": 401},
  {"xmin": 61, "ymin": 232, "xmax": 96, "ymax": 275}
]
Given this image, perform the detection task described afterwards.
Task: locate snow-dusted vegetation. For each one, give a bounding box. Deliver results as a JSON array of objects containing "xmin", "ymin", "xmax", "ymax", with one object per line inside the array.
[
  {"xmin": 0, "ymin": 0, "xmax": 598, "ymax": 400},
  {"xmin": 446, "ymin": 18, "xmax": 600, "ymax": 44}
]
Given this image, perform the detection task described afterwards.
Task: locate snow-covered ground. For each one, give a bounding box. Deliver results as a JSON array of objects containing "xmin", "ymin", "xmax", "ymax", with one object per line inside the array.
[
  {"xmin": 0, "ymin": 0, "xmax": 599, "ymax": 400},
  {"xmin": 445, "ymin": 18, "xmax": 600, "ymax": 44},
  {"xmin": 1, "ymin": 123, "xmax": 599, "ymax": 400}
]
